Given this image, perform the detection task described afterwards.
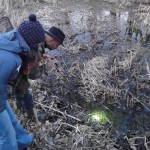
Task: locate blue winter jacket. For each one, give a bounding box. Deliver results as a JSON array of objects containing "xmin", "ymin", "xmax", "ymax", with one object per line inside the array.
[{"xmin": 0, "ymin": 29, "xmax": 30, "ymax": 112}]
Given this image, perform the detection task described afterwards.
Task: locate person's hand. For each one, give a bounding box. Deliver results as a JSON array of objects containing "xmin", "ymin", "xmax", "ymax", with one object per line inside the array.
[
  {"xmin": 47, "ymin": 55, "xmax": 57, "ymax": 69},
  {"xmin": 39, "ymin": 54, "xmax": 57, "ymax": 69}
]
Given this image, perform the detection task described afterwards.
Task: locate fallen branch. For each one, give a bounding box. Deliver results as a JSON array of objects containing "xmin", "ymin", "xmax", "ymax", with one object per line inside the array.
[
  {"xmin": 35, "ymin": 101, "xmax": 81, "ymax": 122},
  {"xmin": 55, "ymin": 122, "xmax": 81, "ymax": 133}
]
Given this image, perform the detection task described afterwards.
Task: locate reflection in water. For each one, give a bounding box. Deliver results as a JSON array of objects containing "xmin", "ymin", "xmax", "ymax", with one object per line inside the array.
[
  {"xmin": 40, "ymin": 1, "xmax": 149, "ymax": 46},
  {"xmin": 68, "ymin": 9, "xmax": 94, "ymax": 33},
  {"xmin": 68, "ymin": 7, "xmax": 95, "ymax": 43},
  {"xmin": 117, "ymin": 11, "xmax": 128, "ymax": 36}
]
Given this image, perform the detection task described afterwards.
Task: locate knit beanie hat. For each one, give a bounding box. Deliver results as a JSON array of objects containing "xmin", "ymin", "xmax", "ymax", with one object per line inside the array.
[{"xmin": 18, "ymin": 14, "xmax": 45, "ymax": 48}]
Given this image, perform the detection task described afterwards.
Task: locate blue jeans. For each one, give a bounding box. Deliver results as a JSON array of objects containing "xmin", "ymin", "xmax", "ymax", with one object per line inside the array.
[
  {"xmin": 0, "ymin": 101, "xmax": 32, "ymax": 150},
  {"xmin": 16, "ymin": 90, "xmax": 34, "ymax": 113}
]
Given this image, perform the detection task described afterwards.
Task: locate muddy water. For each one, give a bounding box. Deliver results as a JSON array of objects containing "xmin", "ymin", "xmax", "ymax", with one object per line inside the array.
[{"xmin": 40, "ymin": 0, "xmax": 150, "ymax": 60}]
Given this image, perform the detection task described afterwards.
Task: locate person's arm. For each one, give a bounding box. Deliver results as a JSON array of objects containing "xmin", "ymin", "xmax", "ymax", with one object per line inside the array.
[
  {"xmin": 0, "ymin": 55, "xmax": 21, "ymax": 112},
  {"xmin": 0, "ymin": 61, "xmax": 13, "ymax": 112}
]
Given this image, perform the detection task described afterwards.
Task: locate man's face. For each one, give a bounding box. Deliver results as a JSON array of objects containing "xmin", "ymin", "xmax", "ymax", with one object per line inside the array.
[{"xmin": 45, "ymin": 34, "xmax": 60, "ymax": 50}]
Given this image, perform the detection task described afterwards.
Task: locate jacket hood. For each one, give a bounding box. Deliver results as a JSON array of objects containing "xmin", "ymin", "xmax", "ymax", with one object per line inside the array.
[{"xmin": 0, "ymin": 29, "xmax": 30, "ymax": 54}]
